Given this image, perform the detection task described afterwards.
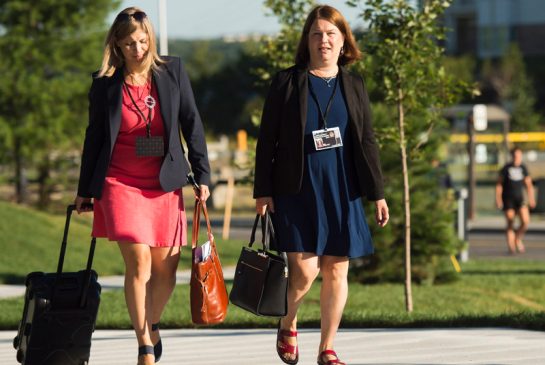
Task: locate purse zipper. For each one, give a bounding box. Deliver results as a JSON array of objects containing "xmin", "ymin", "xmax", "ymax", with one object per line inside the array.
[{"xmin": 240, "ymin": 260, "xmax": 263, "ymax": 272}]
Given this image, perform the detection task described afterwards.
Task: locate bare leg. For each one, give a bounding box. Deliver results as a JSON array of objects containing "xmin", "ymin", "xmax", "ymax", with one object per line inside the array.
[
  {"xmin": 515, "ymin": 206, "xmax": 530, "ymax": 253},
  {"xmin": 118, "ymin": 243, "xmax": 154, "ymax": 365},
  {"xmin": 279, "ymin": 252, "xmax": 320, "ymax": 362},
  {"xmin": 149, "ymin": 246, "xmax": 180, "ymax": 345},
  {"xmin": 318, "ymin": 255, "xmax": 349, "ymax": 363},
  {"xmin": 504, "ymin": 209, "xmax": 516, "ymax": 254}
]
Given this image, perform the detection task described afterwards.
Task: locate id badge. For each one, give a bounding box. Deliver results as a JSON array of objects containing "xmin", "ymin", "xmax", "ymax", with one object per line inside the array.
[
  {"xmin": 312, "ymin": 126, "xmax": 343, "ymax": 151},
  {"xmin": 135, "ymin": 136, "xmax": 165, "ymax": 157}
]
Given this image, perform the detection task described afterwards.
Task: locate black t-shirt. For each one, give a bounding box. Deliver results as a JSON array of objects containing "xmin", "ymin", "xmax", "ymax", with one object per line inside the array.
[{"xmin": 500, "ymin": 163, "xmax": 529, "ymax": 199}]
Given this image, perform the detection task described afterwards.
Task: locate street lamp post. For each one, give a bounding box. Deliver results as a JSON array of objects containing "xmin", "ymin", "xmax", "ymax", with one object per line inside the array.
[
  {"xmin": 467, "ymin": 114, "xmax": 476, "ymax": 220},
  {"xmin": 158, "ymin": 0, "xmax": 168, "ymax": 55}
]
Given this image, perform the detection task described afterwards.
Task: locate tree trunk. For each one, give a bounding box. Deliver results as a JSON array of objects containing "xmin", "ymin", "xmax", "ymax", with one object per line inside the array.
[
  {"xmin": 14, "ymin": 137, "xmax": 27, "ymax": 204},
  {"xmin": 398, "ymin": 86, "xmax": 413, "ymax": 312},
  {"xmin": 37, "ymin": 154, "xmax": 51, "ymax": 209}
]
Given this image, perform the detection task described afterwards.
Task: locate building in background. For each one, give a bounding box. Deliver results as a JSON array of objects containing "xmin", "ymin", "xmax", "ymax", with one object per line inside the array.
[{"xmin": 441, "ymin": 0, "xmax": 545, "ymax": 58}]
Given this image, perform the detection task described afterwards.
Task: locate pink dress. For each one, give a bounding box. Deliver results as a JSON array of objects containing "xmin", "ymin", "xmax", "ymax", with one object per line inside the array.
[{"xmin": 92, "ymin": 82, "xmax": 187, "ymax": 247}]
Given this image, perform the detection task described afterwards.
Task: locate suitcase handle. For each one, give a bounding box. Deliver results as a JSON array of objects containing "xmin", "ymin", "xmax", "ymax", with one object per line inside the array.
[{"xmin": 53, "ymin": 204, "xmax": 96, "ymax": 308}]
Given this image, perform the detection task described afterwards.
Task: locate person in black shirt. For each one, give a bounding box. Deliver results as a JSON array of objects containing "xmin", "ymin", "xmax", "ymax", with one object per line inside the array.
[{"xmin": 495, "ymin": 147, "xmax": 536, "ymax": 254}]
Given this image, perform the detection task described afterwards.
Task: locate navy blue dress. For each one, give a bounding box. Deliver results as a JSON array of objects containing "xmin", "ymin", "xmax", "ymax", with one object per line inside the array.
[{"xmin": 272, "ymin": 73, "xmax": 373, "ymax": 258}]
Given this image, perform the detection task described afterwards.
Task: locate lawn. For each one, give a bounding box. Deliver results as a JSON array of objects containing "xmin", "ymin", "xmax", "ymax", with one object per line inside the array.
[
  {"xmin": 0, "ymin": 200, "xmax": 245, "ymax": 284},
  {"xmin": 2, "ymin": 258, "xmax": 544, "ymax": 331},
  {"xmin": 1, "ymin": 201, "xmax": 544, "ymax": 331}
]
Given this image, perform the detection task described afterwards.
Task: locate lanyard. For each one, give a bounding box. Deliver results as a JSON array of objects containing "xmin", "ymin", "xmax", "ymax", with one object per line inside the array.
[
  {"xmin": 308, "ymin": 73, "xmax": 338, "ymax": 130},
  {"xmin": 123, "ymin": 81, "xmax": 153, "ymax": 137}
]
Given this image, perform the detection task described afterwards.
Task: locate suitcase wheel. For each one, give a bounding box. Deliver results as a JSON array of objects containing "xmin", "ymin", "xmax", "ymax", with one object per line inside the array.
[
  {"xmin": 25, "ymin": 271, "xmax": 45, "ymax": 286},
  {"xmin": 16, "ymin": 348, "xmax": 24, "ymax": 363},
  {"xmin": 13, "ymin": 335, "xmax": 18, "ymax": 349}
]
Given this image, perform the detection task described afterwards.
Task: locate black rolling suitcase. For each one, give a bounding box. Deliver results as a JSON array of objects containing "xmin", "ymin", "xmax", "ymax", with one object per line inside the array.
[{"xmin": 13, "ymin": 204, "xmax": 101, "ymax": 365}]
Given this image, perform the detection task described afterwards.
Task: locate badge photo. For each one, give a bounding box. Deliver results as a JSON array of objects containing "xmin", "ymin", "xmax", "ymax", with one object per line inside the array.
[{"xmin": 312, "ymin": 126, "xmax": 343, "ymax": 151}]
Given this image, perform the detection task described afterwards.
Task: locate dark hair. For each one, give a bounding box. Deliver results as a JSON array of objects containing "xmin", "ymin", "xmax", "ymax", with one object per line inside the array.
[
  {"xmin": 510, "ymin": 146, "xmax": 522, "ymax": 156},
  {"xmin": 295, "ymin": 5, "xmax": 361, "ymax": 66}
]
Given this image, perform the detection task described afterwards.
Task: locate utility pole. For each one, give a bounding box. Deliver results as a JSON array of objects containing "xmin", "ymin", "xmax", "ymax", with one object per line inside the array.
[
  {"xmin": 467, "ymin": 104, "xmax": 488, "ymax": 220},
  {"xmin": 467, "ymin": 114, "xmax": 476, "ymax": 220},
  {"xmin": 158, "ymin": 0, "xmax": 168, "ymax": 55}
]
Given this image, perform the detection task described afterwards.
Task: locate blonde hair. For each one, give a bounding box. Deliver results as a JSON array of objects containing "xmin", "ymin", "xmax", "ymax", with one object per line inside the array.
[
  {"xmin": 295, "ymin": 5, "xmax": 361, "ymax": 66},
  {"xmin": 97, "ymin": 7, "xmax": 163, "ymax": 77}
]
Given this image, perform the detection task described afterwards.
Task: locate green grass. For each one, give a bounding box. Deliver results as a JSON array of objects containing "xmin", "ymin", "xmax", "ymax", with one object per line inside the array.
[
  {"xmin": 2, "ymin": 201, "xmax": 545, "ymax": 331},
  {"xmin": 0, "ymin": 201, "xmax": 124, "ymax": 283},
  {"xmin": 2, "ymin": 258, "xmax": 545, "ymax": 330},
  {"xmin": 0, "ymin": 201, "xmax": 245, "ymax": 284}
]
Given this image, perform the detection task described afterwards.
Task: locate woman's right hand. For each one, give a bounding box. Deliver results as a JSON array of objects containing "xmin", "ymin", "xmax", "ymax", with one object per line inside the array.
[
  {"xmin": 256, "ymin": 196, "xmax": 274, "ymax": 216},
  {"xmin": 75, "ymin": 196, "xmax": 93, "ymax": 214}
]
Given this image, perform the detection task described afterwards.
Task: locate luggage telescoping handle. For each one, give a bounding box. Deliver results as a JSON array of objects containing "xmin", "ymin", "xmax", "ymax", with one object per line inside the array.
[{"xmin": 53, "ymin": 204, "xmax": 97, "ymax": 308}]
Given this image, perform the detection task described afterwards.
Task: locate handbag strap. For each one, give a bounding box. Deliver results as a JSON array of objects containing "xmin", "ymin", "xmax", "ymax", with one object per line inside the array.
[
  {"xmin": 249, "ymin": 213, "xmax": 277, "ymax": 252},
  {"xmin": 191, "ymin": 199, "xmax": 214, "ymax": 250}
]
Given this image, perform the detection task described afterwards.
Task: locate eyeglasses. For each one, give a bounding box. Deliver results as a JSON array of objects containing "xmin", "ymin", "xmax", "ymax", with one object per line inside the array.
[{"xmin": 115, "ymin": 11, "xmax": 147, "ymax": 23}]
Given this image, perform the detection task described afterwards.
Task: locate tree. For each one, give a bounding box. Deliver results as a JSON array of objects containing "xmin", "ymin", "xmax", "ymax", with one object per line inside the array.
[
  {"xmin": 481, "ymin": 44, "xmax": 542, "ymax": 131},
  {"xmin": 0, "ymin": 0, "xmax": 119, "ymax": 206},
  {"xmin": 352, "ymin": 0, "xmax": 466, "ymax": 311},
  {"xmin": 255, "ymin": 0, "xmax": 315, "ymax": 84}
]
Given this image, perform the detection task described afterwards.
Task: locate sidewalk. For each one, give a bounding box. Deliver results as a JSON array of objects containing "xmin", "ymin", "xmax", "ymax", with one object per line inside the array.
[
  {"xmin": 0, "ymin": 267, "xmax": 236, "ymax": 299},
  {"xmin": 468, "ymin": 214, "xmax": 545, "ymax": 233},
  {"xmin": 2, "ymin": 328, "xmax": 545, "ymax": 364}
]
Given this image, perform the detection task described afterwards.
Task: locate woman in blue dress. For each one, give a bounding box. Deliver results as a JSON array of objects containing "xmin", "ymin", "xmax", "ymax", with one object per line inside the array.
[{"xmin": 254, "ymin": 5, "xmax": 389, "ymax": 365}]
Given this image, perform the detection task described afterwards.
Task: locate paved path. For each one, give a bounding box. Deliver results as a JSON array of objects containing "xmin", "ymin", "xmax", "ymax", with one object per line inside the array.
[
  {"xmin": 468, "ymin": 232, "xmax": 545, "ymax": 259},
  {"xmin": 3, "ymin": 328, "xmax": 545, "ymax": 365}
]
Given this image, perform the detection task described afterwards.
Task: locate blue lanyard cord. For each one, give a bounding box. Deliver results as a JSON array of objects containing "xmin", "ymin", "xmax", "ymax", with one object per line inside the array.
[{"xmin": 308, "ymin": 73, "xmax": 338, "ymax": 130}]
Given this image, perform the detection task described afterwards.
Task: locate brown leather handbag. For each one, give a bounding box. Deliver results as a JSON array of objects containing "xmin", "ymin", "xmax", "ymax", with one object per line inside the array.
[{"xmin": 190, "ymin": 199, "xmax": 228, "ymax": 325}]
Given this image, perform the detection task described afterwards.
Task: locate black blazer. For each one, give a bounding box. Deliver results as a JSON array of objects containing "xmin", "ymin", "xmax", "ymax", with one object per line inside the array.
[
  {"xmin": 253, "ymin": 65, "xmax": 384, "ymax": 201},
  {"xmin": 77, "ymin": 56, "xmax": 210, "ymax": 199}
]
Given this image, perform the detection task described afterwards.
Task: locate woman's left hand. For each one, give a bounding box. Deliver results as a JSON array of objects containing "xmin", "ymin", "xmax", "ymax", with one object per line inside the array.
[
  {"xmin": 375, "ymin": 199, "xmax": 389, "ymax": 227},
  {"xmin": 195, "ymin": 184, "xmax": 210, "ymax": 202}
]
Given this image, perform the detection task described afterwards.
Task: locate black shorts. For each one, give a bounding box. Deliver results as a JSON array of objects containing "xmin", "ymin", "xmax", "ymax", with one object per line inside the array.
[{"xmin": 502, "ymin": 195, "xmax": 525, "ymax": 211}]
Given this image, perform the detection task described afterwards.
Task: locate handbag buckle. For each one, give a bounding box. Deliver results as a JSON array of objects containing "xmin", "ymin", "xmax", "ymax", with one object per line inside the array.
[
  {"xmin": 257, "ymin": 251, "xmax": 268, "ymax": 258},
  {"xmin": 284, "ymin": 267, "xmax": 288, "ymax": 278}
]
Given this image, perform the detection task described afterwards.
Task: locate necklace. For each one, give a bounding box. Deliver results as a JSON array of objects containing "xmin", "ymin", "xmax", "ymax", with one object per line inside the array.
[
  {"xmin": 320, "ymin": 76, "xmax": 336, "ymax": 87},
  {"xmin": 310, "ymin": 69, "xmax": 338, "ymax": 88},
  {"xmin": 127, "ymin": 73, "xmax": 152, "ymax": 103}
]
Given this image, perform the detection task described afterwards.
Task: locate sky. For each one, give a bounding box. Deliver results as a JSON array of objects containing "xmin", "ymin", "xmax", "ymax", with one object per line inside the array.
[{"xmin": 113, "ymin": 1, "xmax": 367, "ymax": 39}]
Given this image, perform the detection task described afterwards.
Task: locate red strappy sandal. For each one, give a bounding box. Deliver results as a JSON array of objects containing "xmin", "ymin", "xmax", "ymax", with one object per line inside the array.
[
  {"xmin": 276, "ymin": 322, "xmax": 299, "ymax": 365},
  {"xmin": 317, "ymin": 349, "xmax": 346, "ymax": 365}
]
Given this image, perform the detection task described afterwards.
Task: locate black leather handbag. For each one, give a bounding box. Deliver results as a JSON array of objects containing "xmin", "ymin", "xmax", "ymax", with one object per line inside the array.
[{"xmin": 229, "ymin": 213, "xmax": 288, "ymax": 317}]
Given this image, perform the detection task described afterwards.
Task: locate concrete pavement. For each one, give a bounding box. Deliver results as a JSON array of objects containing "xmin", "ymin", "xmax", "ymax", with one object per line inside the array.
[{"xmin": 3, "ymin": 328, "xmax": 545, "ymax": 364}]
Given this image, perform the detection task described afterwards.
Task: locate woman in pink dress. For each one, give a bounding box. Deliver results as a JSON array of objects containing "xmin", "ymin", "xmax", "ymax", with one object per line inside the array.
[{"xmin": 75, "ymin": 7, "xmax": 210, "ymax": 365}]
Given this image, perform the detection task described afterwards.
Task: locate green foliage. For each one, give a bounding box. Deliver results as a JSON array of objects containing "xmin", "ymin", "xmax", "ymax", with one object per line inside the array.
[
  {"xmin": 167, "ymin": 39, "xmax": 269, "ymax": 135},
  {"xmin": 256, "ymin": 0, "xmax": 316, "ymax": 82},
  {"xmin": 0, "ymin": 0, "xmax": 120, "ymax": 206},
  {"xmin": 480, "ymin": 44, "xmax": 542, "ymax": 131},
  {"xmin": 168, "ymin": 39, "xmax": 243, "ymax": 81},
  {"xmin": 351, "ymin": 102, "xmax": 462, "ymax": 284},
  {"xmin": 347, "ymin": 0, "xmax": 467, "ymax": 284},
  {"xmin": 442, "ymin": 55, "xmax": 479, "ymax": 97}
]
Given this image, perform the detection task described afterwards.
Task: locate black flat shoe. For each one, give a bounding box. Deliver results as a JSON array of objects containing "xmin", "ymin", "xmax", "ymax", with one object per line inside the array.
[
  {"xmin": 152, "ymin": 322, "xmax": 162, "ymax": 362},
  {"xmin": 138, "ymin": 345, "xmax": 154, "ymax": 363}
]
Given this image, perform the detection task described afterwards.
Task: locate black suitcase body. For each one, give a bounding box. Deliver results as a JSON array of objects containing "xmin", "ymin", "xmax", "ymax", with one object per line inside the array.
[{"xmin": 13, "ymin": 205, "xmax": 101, "ymax": 365}]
